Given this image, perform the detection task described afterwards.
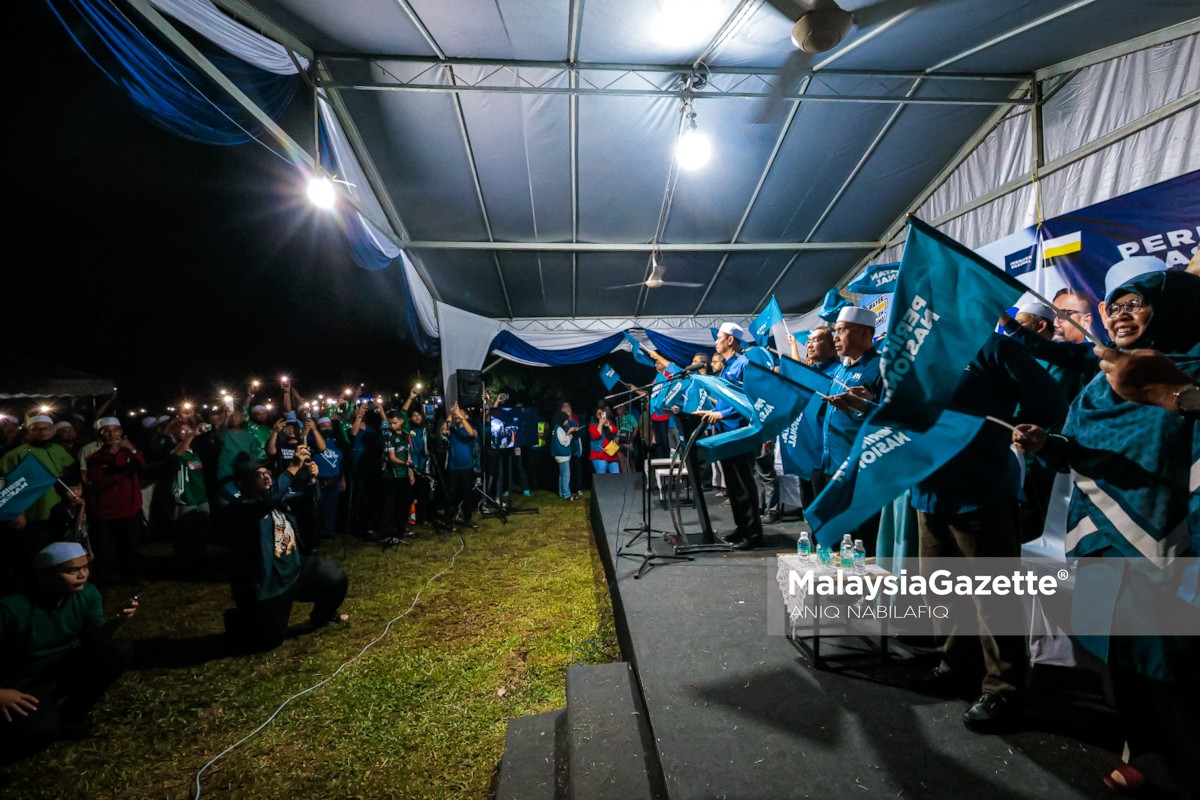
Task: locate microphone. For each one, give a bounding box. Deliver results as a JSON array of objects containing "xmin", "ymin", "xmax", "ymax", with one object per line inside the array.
[{"xmin": 678, "ymin": 362, "xmax": 707, "ymax": 374}]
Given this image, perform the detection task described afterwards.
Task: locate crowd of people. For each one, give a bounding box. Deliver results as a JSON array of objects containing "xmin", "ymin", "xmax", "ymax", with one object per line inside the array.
[{"xmin": 0, "ymin": 377, "xmax": 590, "ymax": 756}]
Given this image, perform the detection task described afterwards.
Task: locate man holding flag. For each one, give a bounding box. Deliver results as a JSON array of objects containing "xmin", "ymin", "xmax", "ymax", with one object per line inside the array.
[
  {"xmin": 0, "ymin": 416, "xmax": 81, "ymax": 582},
  {"xmin": 818, "ymin": 306, "xmax": 884, "ymax": 552},
  {"xmin": 697, "ymin": 322, "xmax": 763, "ymax": 550}
]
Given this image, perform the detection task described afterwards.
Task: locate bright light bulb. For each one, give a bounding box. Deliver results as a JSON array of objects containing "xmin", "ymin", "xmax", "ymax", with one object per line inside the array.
[
  {"xmin": 307, "ymin": 176, "xmax": 336, "ymax": 209},
  {"xmin": 677, "ymin": 127, "xmax": 711, "ymax": 170}
]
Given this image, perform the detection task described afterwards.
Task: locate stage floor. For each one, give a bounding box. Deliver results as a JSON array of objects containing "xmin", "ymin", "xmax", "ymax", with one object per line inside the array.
[{"xmin": 589, "ymin": 472, "xmax": 1119, "ymax": 800}]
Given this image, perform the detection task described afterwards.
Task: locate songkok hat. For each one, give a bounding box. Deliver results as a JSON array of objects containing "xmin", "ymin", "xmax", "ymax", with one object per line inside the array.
[
  {"xmin": 1016, "ymin": 301, "xmax": 1056, "ymax": 321},
  {"xmin": 233, "ymin": 454, "xmax": 267, "ymax": 482},
  {"xmin": 96, "ymin": 417, "xmax": 121, "ymax": 430},
  {"xmin": 836, "ymin": 306, "xmax": 876, "ymax": 328},
  {"xmin": 1104, "ymin": 256, "xmax": 1167, "ymax": 302},
  {"xmin": 29, "ymin": 415, "xmax": 54, "ymax": 426},
  {"xmin": 716, "ymin": 321, "xmax": 751, "ymax": 342},
  {"xmin": 35, "ymin": 541, "xmax": 87, "ymax": 571}
]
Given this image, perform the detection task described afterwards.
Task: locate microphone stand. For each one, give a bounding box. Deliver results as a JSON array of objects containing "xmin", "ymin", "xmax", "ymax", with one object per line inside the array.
[{"xmin": 617, "ymin": 382, "xmax": 692, "ymax": 579}]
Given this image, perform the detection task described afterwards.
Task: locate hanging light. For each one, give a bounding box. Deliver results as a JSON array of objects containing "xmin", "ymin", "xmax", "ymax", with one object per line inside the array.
[
  {"xmin": 306, "ymin": 174, "xmax": 336, "ymax": 209},
  {"xmin": 676, "ymin": 87, "xmax": 711, "ymax": 171}
]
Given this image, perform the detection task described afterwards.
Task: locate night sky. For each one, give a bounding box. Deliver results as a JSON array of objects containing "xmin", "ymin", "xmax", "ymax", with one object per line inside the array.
[
  {"xmin": 12, "ymin": 3, "xmax": 662, "ymax": 416},
  {"xmin": 13, "ymin": 2, "xmax": 443, "ymax": 411}
]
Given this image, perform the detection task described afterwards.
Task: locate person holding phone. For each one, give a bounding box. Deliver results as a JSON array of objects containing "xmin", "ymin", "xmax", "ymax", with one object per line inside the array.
[
  {"xmin": 0, "ymin": 542, "xmax": 137, "ymax": 757},
  {"xmin": 588, "ymin": 405, "xmax": 620, "ymax": 474},
  {"xmin": 443, "ymin": 403, "xmax": 478, "ymax": 530}
]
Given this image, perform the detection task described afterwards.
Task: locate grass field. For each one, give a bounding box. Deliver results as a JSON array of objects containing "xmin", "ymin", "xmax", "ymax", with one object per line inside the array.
[{"xmin": 2, "ymin": 491, "xmax": 618, "ymax": 800}]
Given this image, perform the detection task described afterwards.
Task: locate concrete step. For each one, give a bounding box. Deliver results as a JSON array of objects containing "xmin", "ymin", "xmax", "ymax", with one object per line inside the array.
[
  {"xmin": 564, "ymin": 663, "xmax": 665, "ymax": 800},
  {"xmin": 495, "ymin": 710, "xmax": 563, "ymax": 800}
]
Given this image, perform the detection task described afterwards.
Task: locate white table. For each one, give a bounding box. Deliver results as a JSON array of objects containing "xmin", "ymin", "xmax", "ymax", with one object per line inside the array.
[{"xmin": 775, "ymin": 555, "xmax": 892, "ymax": 669}]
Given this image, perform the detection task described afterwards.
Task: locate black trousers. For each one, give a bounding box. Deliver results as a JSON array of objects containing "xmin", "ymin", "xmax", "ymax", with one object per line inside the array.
[
  {"xmin": 719, "ymin": 451, "xmax": 762, "ymax": 539},
  {"xmin": 447, "ymin": 468, "xmax": 475, "ymax": 523},
  {"xmin": 378, "ymin": 475, "xmax": 414, "ymax": 538},
  {"xmin": 227, "ymin": 556, "xmax": 348, "ymax": 653},
  {"xmin": 755, "ymin": 442, "xmax": 780, "ymax": 513},
  {"xmin": 0, "ymin": 638, "xmax": 133, "ymax": 760}
]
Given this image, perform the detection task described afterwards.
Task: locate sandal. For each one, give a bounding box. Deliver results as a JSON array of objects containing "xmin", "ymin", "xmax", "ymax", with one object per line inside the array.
[{"xmin": 1103, "ymin": 764, "xmax": 1145, "ymax": 793}]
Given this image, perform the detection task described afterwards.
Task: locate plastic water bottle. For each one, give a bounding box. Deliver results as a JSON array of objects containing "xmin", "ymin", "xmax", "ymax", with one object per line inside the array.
[
  {"xmin": 797, "ymin": 531, "xmax": 812, "ymax": 561},
  {"xmin": 853, "ymin": 539, "xmax": 866, "ymax": 574},
  {"xmin": 839, "ymin": 534, "xmax": 854, "ymax": 570},
  {"xmin": 817, "ymin": 544, "xmax": 831, "ymax": 567}
]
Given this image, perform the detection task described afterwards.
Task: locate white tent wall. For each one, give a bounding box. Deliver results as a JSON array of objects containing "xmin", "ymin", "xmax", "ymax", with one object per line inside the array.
[{"xmin": 862, "ymin": 33, "xmax": 1199, "ymax": 268}]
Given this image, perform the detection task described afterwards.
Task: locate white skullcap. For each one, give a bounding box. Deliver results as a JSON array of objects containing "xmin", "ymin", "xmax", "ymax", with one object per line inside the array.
[
  {"xmin": 250, "ymin": 404, "xmax": 267, "ymax": 413},
  {"xmin": 142, "ymin": 416, "xmax": 159, "ymax": 428},
  {"xmin": 317, "ymin": 416, "xmax": 332, "ymax": 426},
  {"xmin": 1016, "ymin": 301, "xmax": 1056, "ymax": 321},
  {"xmin": 55, "ymin": 421, "xmax": 73, "ymax": 430},
  {"xmin": 96, "ymin": 417, "xmax": 121, "ymax": 429},
  {"xmin": 716, "ymin": 321, "xmax": 750, "ymax": 341},
  {"xmin": 29, "ymin": 415, "xmax": 54, "ymax": 425},
  {"xmin": 156, "ymin": 415, "xmax": 172, "ymax": 424},
  {"xmin": 836, "ymin": 306, "xmax": 876, "ymax": 328},
  {"xmin": 1104, "ymin": 255, "xmax": 1167, "ymax": 302},
  {"xmin": 0, "ymin": 414, "xmax": 17, "ymax": 425},
  {"xmin": 34, "ymin": 541, "xmax": 87, "ymax": 570}
]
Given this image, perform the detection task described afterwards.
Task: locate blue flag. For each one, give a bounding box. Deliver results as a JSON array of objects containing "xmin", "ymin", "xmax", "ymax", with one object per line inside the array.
[
  {"xmin": 697, "ymin": 422, "xmax": 763, "ymax": 462},
  {"xmin": 873, "ymin": 217, "xmax": 1028, "ymax": 432},
  {"xmin": 599, "ymin": 363, "xmax": 621, "ymax": 391},
  {"xmin": 742, "ymin": 362, "xmax": 819, "ymax": 441},
  {"xmin": 687, "ymin": 374, "xmax": 755, "ymax": 422},
  {"xmin": 750, "ymin": 297, "xmax": 784, "ymax": 347},
  {"xmin": 819, "ymin": 288, "xmax": 851, "ymax": 323},
  {"xmin": 847, "ymin": 262, "xmax": 900, "ymax": 294},
  {"xmin": 806, "ymin": 409, "xmax": 987, "ymax": 547},
  {"xmin": 777, "ymin": 355, "xmax": 834, "ymax": 397},
  {"xmin": 0, "ymin": 455, "xmax": 59, "ymax": 522},
  {"xmin": 775, "ymin": 356, "xmax": 834, "ymax": 476},
  {"xmin": 623, "ymin": 331, "xmax": 654, "ymax": 366}
]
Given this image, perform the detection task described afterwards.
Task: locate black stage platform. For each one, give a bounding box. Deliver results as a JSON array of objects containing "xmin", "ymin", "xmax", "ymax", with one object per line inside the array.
[{"xmin": 588, "ymin": 472, "xmax": 1120, "ymax": 800}]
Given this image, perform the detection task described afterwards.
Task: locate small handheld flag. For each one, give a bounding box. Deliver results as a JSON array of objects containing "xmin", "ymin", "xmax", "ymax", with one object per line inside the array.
[
  {"xmin": 847, "ymin": 262, "xmax": 900, "ymax": 294},
  {"xmin": 623, "ymin": 331, "xmax": 654, "ymax": 366},
  {"xmin": 0, "ymin": 456, "xmax": 59, "ymax": 522},
  {"xmin": 599, "ymin": 363, "xmax": 621, "ymax": 391}
]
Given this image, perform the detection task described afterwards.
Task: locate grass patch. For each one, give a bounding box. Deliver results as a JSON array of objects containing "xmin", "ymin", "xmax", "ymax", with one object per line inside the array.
[{"xmin": 3, "ymin": 491, "xmax": 618, "ymax": 800}]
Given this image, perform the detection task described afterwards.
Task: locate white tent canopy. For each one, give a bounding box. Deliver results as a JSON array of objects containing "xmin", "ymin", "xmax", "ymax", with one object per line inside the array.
[{"xmin": 131, "ymin": 0, "xmax": 1197, "ymax": 383}]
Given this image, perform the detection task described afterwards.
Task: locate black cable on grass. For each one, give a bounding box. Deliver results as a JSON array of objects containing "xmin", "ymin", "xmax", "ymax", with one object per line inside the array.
[{"xmin": 193, "ymin": 532, "xmax": 467, "ymax": 800}]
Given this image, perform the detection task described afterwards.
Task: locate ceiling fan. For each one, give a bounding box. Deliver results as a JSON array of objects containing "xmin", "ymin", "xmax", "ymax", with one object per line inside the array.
[
  {"xmin": 756, "ymin": 0, "xmax": 928, "ymax": 120},
  {"xmin": 606, "ymin": 253, "xmax": 704, "ymax": 290}
]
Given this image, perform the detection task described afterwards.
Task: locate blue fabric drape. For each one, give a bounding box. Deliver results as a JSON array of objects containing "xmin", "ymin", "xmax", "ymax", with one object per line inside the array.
[
  {"xmin": 490, "ymin": 332, "xmax": 626, "ymax": 365},
  {"xmin": 644, "ymin": 330, "xmax": 713, "ymax": 366},
  {"xmin": 47, "ymin": 0, "xmax": 300, "ymax": 145}
]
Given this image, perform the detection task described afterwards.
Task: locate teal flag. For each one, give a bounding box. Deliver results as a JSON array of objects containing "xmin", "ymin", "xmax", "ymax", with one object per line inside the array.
[
  {"xmin": 777, "ymin": 355, "xmax": 834, "ymax": 397},
  {"xmin": 819, "ymin": 288, "xmax": 850, "ymax": 322},
  {"xmin": 807, "ymin": 409, "xmax": 987, "ymax": 547},
  {"xmin": 873, "ymin": 217, "xmax": 1028, "ymax": 432},
  {"xmin": 623, "ymin": 331, "xmax": 654, "ymax": 366},
  {"xmin": 775, "ymin": 356, "xmax": 834, "ymax": 476},
  {"xmin": 743, "ymin": 362, "xmax": 821, "ymax": 441},
  {"xmin": 847, "ymin": 262, "xmax": 900, "ymax": 294},
  {"xmin": 0, "ymin": 455, "xmax": 59, "ymax": 522},
  {"xmin": 750, "ymin": 297, "xmax": 784, "ymax": 347},
  {"xmin": 687, "ymin": 374, "xmax": 755, "ymax": 421},
  {"xmin": 697, "ymin": 422, "xmax": 763, "ymax": 462},
  {"xmin": 599, "ymin": 363, "xmax": 621, "ymax": 391}
]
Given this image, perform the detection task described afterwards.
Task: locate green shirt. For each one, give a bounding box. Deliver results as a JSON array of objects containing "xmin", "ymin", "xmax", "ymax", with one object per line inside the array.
[
  {"xmin": 0, "ymin": 444, "xmax": 75, "ymax": 522},
  {"xmin": 0, "ymin": 584, "xmax": 105, "ymax": 690},
  {"xmin": 381, "ymin": 428, "xmax": 411, "ymax": 479},
  {"xmin": 172, "ymin": 450, "xmax": 208, "ymax": 507}
]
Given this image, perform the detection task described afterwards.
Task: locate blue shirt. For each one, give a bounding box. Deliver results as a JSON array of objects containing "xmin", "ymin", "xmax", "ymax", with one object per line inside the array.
[
  {"xmin": 311, "ymin": 435, "xmax": 343, "ymax": 479},
  {"xmin": 447, "ymin": 423, "xmax": 475, "ymax": 471},
  {"xmin": 409, "ymin": 427, "xmax": 428, "ymax": 471},
  {"xmin": 711, "ymin": 352, "xmax": 749, "ymax": 433},
  {"xmin": 821, "ymin": 348, "xmax": 883, "ymax": 474}
]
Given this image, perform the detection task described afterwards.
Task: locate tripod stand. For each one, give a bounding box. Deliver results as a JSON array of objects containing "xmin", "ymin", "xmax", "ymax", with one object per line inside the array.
[
  {"xmin": 477, "ymin": 404, "xmax": 540, "ymax": 522},
  {"xmin": 616, "ymin": 387, "xmax": 691, "ymax": 579}
]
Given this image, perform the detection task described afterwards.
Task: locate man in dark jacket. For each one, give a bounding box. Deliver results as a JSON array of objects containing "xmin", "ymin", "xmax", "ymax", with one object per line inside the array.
[{"xmin": 223, "ymin": 449, "xmax": 348, "ymax": 653}]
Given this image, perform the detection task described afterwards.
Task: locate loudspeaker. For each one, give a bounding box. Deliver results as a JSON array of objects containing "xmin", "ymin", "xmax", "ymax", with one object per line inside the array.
[{"xmin": 456, "ymin": 369, "xmax": 483, "ymax": 407}]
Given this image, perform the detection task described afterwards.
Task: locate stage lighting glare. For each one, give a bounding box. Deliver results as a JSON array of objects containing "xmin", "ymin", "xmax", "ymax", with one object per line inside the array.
[
  {"xmin": 677, "ymin": 127, "xmax": 711, "ymax": 170},
  {"xmin": 307, "ymin": 176, "xmax": 336, "ymax": 209}
]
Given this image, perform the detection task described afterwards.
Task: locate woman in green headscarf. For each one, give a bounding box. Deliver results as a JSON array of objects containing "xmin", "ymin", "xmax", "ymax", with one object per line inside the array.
[{"xmin": 1014, "ymin": 268, "xmax": 1200, "ymax": 798}]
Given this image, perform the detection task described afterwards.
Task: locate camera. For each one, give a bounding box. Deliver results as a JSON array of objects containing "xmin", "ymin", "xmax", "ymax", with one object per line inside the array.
[{"xmin": 197, "ymin": 423, "xmax": 213, "ymax": 434}]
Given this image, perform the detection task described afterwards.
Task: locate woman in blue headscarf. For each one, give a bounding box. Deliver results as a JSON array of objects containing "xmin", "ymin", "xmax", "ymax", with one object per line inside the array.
[{"xmin": 1014, "ymin": 269, "xmax": 1200, "ymax": 798}]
